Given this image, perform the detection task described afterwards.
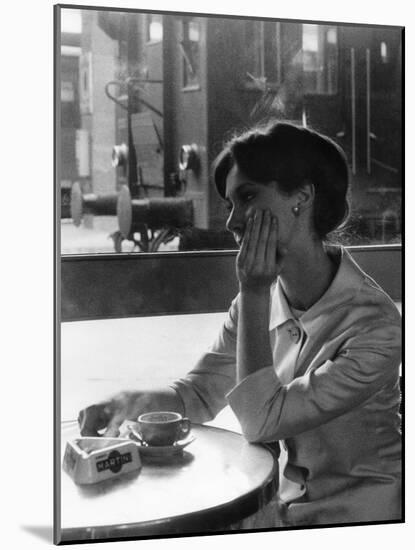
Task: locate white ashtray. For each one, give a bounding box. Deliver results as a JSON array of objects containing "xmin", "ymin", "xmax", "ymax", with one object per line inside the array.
[{"xmin": 62, "ymin": 437, "xmax": 142, "ymax": 485}]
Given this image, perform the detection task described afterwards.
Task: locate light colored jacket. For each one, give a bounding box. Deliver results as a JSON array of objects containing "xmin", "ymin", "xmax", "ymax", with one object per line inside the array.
[{"xmin": 172, "ymin": 246, "xmax": 402, "ymax": 526}]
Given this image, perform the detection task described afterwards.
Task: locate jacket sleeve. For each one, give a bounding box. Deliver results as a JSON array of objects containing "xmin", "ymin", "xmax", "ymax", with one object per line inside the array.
[
  {"xmin": 226, "ymin": 320, "xmax": 401, "ymax": 442},
  {"xmin": 170, "ymin": 295, "xmax": 239, "ymax": 423}
]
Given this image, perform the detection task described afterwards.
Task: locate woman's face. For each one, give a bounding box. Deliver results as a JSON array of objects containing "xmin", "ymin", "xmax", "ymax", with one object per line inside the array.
[{"xmin": 225, "ymin": 164, "xmax": 299, "ymax": 249}]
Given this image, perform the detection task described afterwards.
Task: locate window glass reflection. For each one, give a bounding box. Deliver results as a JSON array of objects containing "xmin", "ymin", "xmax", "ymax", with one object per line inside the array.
[
  {"xmin": 302, "ymin": 24, "xmax": 338, "ymax": 94},
  {"xmin": 148, "ymin": 14, "xmax": 163, "ymax": 42},
  {"xmin": 182, "ymin": 19, "xmax": 201, "ymax": 88}
]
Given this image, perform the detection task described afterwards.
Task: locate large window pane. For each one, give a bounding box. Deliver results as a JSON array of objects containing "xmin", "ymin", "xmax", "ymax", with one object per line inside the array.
[{"xmin": 58, "ymin": 9, "xmax": 402, "ymax": 254}]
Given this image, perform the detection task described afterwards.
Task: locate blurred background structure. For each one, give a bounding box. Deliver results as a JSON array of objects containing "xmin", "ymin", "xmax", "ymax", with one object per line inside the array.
[{"xmin": 58, "ymin": 8, "xmax": 402, "ymax": 254}]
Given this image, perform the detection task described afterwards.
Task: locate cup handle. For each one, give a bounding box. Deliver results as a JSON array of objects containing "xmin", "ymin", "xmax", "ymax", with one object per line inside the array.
[{"xmin": 180, "ymin": 418, "xmax": 191, "ymax": 438}]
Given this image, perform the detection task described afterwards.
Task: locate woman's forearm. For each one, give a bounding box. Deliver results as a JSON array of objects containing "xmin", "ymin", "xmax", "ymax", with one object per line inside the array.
[{"xmin": 237, "ymin": 288, "xmax": 273, "ymax": 384}]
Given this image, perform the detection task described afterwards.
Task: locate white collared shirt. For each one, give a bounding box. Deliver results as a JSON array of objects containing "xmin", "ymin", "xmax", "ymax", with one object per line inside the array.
[
  {"xmin": 271, "ymin": 282, "xmax": 305, "ymax": 385},
  {"xmin": 270, "ymin": 282, "xmax": 306, "ymax": 501}
]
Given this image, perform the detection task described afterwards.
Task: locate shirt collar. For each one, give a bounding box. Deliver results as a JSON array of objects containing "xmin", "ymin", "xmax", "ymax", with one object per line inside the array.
[
  {"xmin": 269, "ymin": 279, "xmax": 295, "ymax": 330},
  {"xmin": 269, "ymin": 246, "xmax": 366, "ymax": 333}
]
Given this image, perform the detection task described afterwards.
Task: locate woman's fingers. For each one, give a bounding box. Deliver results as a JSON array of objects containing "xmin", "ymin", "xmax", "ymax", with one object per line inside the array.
[
  {"xmin": 237, "ymin": 214, "xmax": 252, "ymax": 265},
  {"xmin": 244, "ymin": 209, "xmax": 275, "ymax": 267},
  {"xmin": 255, "ymin": 210, "xmax": 272, "ymax": 264},
  {"xmin": 78, "ymin": 403, "xmax": 113, "ymax": 436},
  {"xmin": 244, "ymin": 210, "xmax": 261, "ymax": 268},
  {"xmin": 104, "ymin": 413, "xmax": 124, "ymax": 437},
  {"xmin": 265, "ymin": 214, "xmax": 279, "ymax": 267}
]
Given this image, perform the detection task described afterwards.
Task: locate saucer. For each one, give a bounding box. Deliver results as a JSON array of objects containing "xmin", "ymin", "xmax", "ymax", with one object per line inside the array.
[
  {"xmin": 130, "ymin": 433, "xmax": 196, "ymax": 457},
  {"xmin": 126, "ymin": 424, "xmax": 196, "ymax": 457}
]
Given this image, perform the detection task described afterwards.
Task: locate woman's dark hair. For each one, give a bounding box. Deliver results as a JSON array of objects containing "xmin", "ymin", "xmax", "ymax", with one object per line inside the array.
[{"xmin": 213, "ymin": 121, "xmax": 350, "ymax": 240}]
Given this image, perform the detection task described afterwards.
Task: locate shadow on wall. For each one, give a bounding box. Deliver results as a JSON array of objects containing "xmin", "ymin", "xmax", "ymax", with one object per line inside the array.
[{"xmin": 20, "ymin": 525, "xmax": 53, "ymax": 543}]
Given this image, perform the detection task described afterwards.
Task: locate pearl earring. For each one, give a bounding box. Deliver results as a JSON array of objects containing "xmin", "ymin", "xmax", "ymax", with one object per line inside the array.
[{"xmin": 292, "ymin": 206, "xmax": 300, "ymax": 216}]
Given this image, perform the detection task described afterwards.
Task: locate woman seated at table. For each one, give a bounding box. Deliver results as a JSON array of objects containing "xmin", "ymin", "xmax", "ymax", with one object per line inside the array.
[{"xmin": 78, "ymin": 121, "xmax": 401, "ymax": 527}]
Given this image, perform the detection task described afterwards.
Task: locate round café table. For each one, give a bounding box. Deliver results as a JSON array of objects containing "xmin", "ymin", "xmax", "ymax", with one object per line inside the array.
[{"xmin": 59, "ymin": 421, "xmax": 278, "ymax": 543}]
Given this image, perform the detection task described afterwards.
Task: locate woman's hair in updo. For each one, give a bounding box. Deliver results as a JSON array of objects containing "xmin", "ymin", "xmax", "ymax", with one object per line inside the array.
[{"xmin": 213, "ymin": 121, "xmax": 350, "ymax": 241}]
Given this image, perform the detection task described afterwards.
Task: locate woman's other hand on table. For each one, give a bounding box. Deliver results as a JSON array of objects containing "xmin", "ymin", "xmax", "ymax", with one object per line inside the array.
[{"xmin": 78, "ymin": 391, "xmax": 148, "ymax": 437}]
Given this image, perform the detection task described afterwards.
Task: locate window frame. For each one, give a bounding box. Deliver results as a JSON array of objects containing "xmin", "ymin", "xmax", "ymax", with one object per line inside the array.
[{"xmin": 59, "ymin": 244, "xmax": 402, "ymax": 322}]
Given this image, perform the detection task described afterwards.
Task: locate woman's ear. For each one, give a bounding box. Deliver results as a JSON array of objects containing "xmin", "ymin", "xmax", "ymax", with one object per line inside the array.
[{"xmin": 296, "ymin": 180, "xmax": 315, "ymax": 210}]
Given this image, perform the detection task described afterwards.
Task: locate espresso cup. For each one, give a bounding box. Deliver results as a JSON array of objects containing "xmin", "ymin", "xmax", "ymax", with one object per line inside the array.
[{"xmin": 136, "ymin": 411, "xmax": 191, "ymax": 446}]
